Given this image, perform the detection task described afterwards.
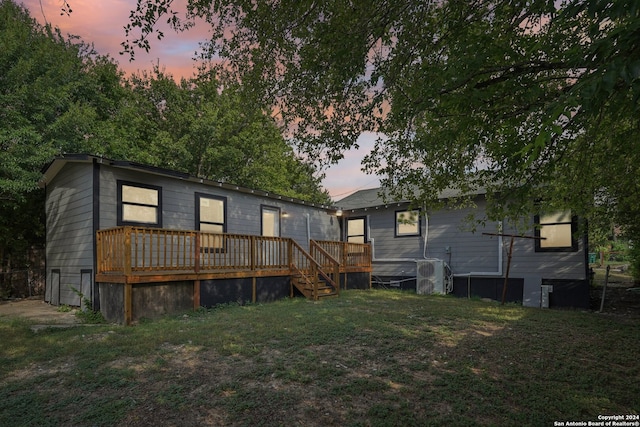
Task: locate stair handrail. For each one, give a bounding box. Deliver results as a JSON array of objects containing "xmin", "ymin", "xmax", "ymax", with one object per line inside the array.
[
  {"xmin": 310, "ymin": 240, "xmax": 341, "ymax": 295},
  {"xmin": 290, "ymin": 240, "xmax": 338, "ymax": 299}
]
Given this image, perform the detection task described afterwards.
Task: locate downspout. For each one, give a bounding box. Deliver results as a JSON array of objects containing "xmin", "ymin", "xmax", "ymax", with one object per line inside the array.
[
  {"xmin": 92, "ymin": 158, "xmax": 101, "ymax": 309},
  {"xmin": 305, "ymin": 213, "xmax": 311, "ymax": 248},
  {"xmin": 44, "ymin": 183, "xmax": 48, "ymax": 303},
  {"xmin": 421, "ymin": 212, "xmax": 440, "ymax": 261},
  {"xmin": 370, "ymin": 211, "xmax": 441, "ymax": 263},
  {"xmin": 369, "ymin": 215, "xmax": 417, "ymax": 262}
]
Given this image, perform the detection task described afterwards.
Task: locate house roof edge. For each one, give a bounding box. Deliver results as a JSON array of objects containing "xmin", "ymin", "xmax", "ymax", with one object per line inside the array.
[{"xmin": 39, "ymin": 154, "xmax": 340, "ymax": 212}]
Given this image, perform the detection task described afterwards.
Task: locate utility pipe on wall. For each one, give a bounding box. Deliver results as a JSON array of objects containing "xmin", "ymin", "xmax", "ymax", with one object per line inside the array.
[
  {"xmin": 305, "ymin": 213, "xmax": 311, "ymax": 246},
  {"xmin": 369, "ymin": 212, "xmax": 502, "ymax": 271},
  {"xmin": 368, "ymin": 215, "xmax": 423, "ymax": 263},
  {"xmin": 453, "ymin": 220, "xmax": 505, "ymax": 277}
]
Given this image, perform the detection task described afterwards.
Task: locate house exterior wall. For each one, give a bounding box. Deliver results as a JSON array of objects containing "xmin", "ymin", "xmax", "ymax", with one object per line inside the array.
[
  {"xmin": 362, "ymin": 198, "xmax": 502, "ymax": 278},
  {"xmin": 97, "ymin": 164, "xmax": 340, "ymax": 247},
  {"xmin": 44, "ymin": 158, "xmax": 342, "ymax": 308},
  {"xmin": 352, "ymin": 197, "xmax": 587, "ymax": 303},
  {"xmin": 504, "ymin": 220, "xmax": 586, "ymax": 280},
  {"xmin": 44, "ymin": 162, "xmax": 95, "ymax": 306}
]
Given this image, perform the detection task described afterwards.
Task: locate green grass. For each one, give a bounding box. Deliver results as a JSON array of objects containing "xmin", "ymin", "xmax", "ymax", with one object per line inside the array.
[
  {"xmin": 592, "ymin": 265, "xmax": 635, "ymax": 285},
  {"xmin": 1, "ymin": 290, "xmax": 638, "ymax": 426}
]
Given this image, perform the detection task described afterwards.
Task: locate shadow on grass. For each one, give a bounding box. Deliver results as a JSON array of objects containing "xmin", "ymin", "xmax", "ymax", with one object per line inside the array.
[{"xmin": 0, "ymin": 290, "xmax": 638, "ymax": 426}]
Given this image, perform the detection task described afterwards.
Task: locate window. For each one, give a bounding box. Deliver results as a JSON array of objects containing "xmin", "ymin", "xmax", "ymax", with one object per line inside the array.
[
  {"xmin": 117, "ymin": 181, "xmax": 161, "ymax": 226},
  {"xmin": 196, "ymin": 194, "xmax": 226, "ymax": 250},
  {"xmin": 261, "ymin": 206, "xmax": 281, "ymax": 237},
  {"xmin": 395, "ymin": 209, "xmax": 420, "ymax": 237},
  {"xmin": 346, "ymin": 217, "xmax": 366, "ymax": 243},
  {"xmin": 535, "ymin": 211, "xmax": 578, "ymax": 252}
]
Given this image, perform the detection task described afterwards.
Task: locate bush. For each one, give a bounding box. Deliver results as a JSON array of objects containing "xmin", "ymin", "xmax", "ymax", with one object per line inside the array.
[
  {"xmin": 629, "ymin": 244, "xmax": 640, "ymax": 284},
  {"xmin": 70, "ymin": 286, "xmax": 106, "ymax": 324}
]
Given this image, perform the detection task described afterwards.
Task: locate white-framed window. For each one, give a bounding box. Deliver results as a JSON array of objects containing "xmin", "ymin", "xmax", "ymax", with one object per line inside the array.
[
  {"xmin": 117, "ymin": 181, "xmax": 162, "ymax": 226},
  {"xmin": 535, "ymin": 210, "xmax": 578, "ymax": 252},
  {"xmin": 395, "ymin": 209, "xmax": 420, "ymax": 237},
  {"xmin": 261, "ymin": 206, "xmax": 281, "ymax": 237}
]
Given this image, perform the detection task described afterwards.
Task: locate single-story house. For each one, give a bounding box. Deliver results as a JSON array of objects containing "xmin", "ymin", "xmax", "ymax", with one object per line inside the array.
[
  {"xmin": 39, "ymin": 154, "xmax": 372, "ymax": 323},
  {"xmin": 335, "ymin": 187, "xmax": 590, "ymax": 309}
]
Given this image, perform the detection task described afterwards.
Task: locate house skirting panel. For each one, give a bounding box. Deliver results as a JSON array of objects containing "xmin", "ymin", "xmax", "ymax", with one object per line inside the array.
[
  {"xmin": 450, "ymin": 276, "xmax": 590, "ymax": 308},
  {"xmin": 98, "ymin": 281, "xmax": 193, "ymax": 324},
  {"xmin": 341, "ymin": 272, "xmax": 371, "ymax": 290},
  {"xmin": 543, "ymin": 278, "xmax": 590, "ymax": 309},
  {"xmin": 99, "ymin": 282, "xmax": 124, "ymax": 323},
  {"xmin": 97, "ymin": 273, "xmax": 375, "ymax": 324},
  {"xmin": 99, "ymin": 277, "xmax": 291, "ymax": 324},
  {"xmin": 199, "ymin": 276, "xmax": 290, "ymax": 307},
  {"xmin": 452, "ymin": 277, "xmax": 524, "ymax": 304}
]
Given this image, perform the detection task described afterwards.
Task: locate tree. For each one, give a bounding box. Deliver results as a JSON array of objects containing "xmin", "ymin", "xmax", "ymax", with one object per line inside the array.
[
  {"xmin": 1, "ymin": 0, "xmax": 331, "ymax": 296},
  {"xmin": 0, "ymin": 0, "xmax": 125, "ymax": 280},
  {"xmin": 113, "ymin": 68, "xmax": 331, "ymax": 203},
  {"xmin": 1, "ymin": 0, "xmax": 127, "ymax": 201},
  {"xmin": 119, "ymin": 1, "xmax": 639, "ymax": 219}
]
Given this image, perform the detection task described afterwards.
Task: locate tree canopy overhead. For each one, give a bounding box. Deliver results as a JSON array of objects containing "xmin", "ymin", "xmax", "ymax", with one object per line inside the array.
[
  {"xmin": 1, "ymin": 0, "xmax": 330, "ymax": 205},
  {"xmin": 116, "ymin": 68, "xmax": 331, "ymax": 203},
  {"xmin": 121, "ymin": 0, "xmax": 639, "ymax": 228}
]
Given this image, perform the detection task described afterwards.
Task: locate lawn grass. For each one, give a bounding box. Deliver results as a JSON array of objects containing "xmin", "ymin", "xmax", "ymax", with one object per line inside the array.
[
  {"xmin": 592, "ymin": 266, "xmax": 635, "ymax": 286},
  {"xmin": 1, "ymin": 289, "xmax": 638, "ymax": 426}
]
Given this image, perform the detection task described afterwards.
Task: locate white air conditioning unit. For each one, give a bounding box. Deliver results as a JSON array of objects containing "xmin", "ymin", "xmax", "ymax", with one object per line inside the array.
[{"xmin": 416, "ymin": 260, "xmax": 445, "ymax": 295}]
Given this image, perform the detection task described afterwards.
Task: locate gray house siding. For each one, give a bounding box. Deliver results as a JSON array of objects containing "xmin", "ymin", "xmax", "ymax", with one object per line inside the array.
[
  {"xmin": 344, "ymin": 197, "xmax": 585, "ymax": 282},
  {"xmin": 363, "ymin": 198, "xmax": 501, "ymax": 278},
  {"xmin": 97, "ymin": 164, "xmax": 339, "ymax": 247},
  {"xmin": 422, "ymin": 202, "xmax": 502, "ymax": 275},
  {"xmin": 45, "ymin": 162, "xmax": 95, "ymax": 306},
  {"xmin": 339, "ymin": 189, "xmax": 587, "ymax": 307},
  {"xmin": 42, "ymin": 157, "xmax": 342, "ymax": 308},
  {"xmin": 504, "ymin": 220, "xmax": 586, "ymax": 280}
]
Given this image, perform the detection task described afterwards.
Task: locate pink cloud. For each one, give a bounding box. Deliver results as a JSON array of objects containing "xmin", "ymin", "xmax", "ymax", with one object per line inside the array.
[
  {"xmin": 323, "ymin": 133, "xmax": 381, "ymax": 200},
  {"xmin": 23, "ymin": 0, "xmax": 208, "ymax": 78}
]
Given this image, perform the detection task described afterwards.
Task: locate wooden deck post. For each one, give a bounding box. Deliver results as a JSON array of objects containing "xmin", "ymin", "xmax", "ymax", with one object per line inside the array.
[
  {"xmin": 252, "ymin": 277, "xmax": 257, "ymax": 303},
  {"xmin": 124, "ymin": 282, "xmax": 132, "ymax": 325},
  {"xmin": 123, "ymin": 227, "xmax": 132, "ymax": 277},
  {"xmin": 122, "ymin": 227, "xmax": 133, "ymax": 325},
  {"xmin": 194, "ymin": 280, "xmax": 201, "ymax": 310},
  {"xmin": 288, "ymin": 239, "xmax": 293, "ymax": 298},
  {"xmin": 193, "ymin": 232, "xmax": 201, "ymax": 310}
]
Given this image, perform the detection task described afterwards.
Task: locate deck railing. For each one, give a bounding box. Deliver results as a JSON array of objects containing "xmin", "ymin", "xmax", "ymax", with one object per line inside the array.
[
  {"xmin": 312, "ymin": 240, "xmax": 372, "ymax": 271},
  {"xmin": 97, "ymin": 227, "xmax": 293, "ymax": 275},
  {"xmin": 309, "ymin": 241, "xmax": 341, "ymax": 291},
  {"xmin": 96, "ymin": 227, "xmax": 371, "ymax": 278}
]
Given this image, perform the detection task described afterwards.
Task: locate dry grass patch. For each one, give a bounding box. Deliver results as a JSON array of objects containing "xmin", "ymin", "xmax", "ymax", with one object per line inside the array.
[{"xmin": 1, "ymin": 290, "xmax": 638, "ymax": 426}]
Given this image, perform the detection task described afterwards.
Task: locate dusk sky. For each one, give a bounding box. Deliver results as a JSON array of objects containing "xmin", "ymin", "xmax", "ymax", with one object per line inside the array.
[{"xmin": 22, "ymin": 0, "xmax": 380, "ymax": 201}]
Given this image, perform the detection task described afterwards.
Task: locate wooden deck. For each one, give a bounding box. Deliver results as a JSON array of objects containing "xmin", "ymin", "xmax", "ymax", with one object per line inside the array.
[{"xmin": 96, "ymin": 226, "xmax": 371, "ymax": 296}]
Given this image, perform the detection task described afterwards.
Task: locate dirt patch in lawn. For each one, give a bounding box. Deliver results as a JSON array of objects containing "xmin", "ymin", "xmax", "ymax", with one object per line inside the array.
[
  {"xmin": 590, "ymin": 283, "xmax": 640, "ymax": 318},
  {"xmin": 0, "ymin": 297, "xmax": 80, "ymax": 325}
]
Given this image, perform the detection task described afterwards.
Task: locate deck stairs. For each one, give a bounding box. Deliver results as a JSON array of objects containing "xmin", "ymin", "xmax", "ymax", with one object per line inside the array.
[
  {"xmin": 289, "ymin": 240, "xmax": 340, "ymax": 300},
  {"xmin": 290, "ymin": 272, "xmax": 338, "ymax": 300}
]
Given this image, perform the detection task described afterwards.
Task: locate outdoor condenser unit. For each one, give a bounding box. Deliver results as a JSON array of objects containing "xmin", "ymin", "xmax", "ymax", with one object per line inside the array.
[{"xmin": 416, "ymin": 260, "xmax": 446, "ymax": 295}]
